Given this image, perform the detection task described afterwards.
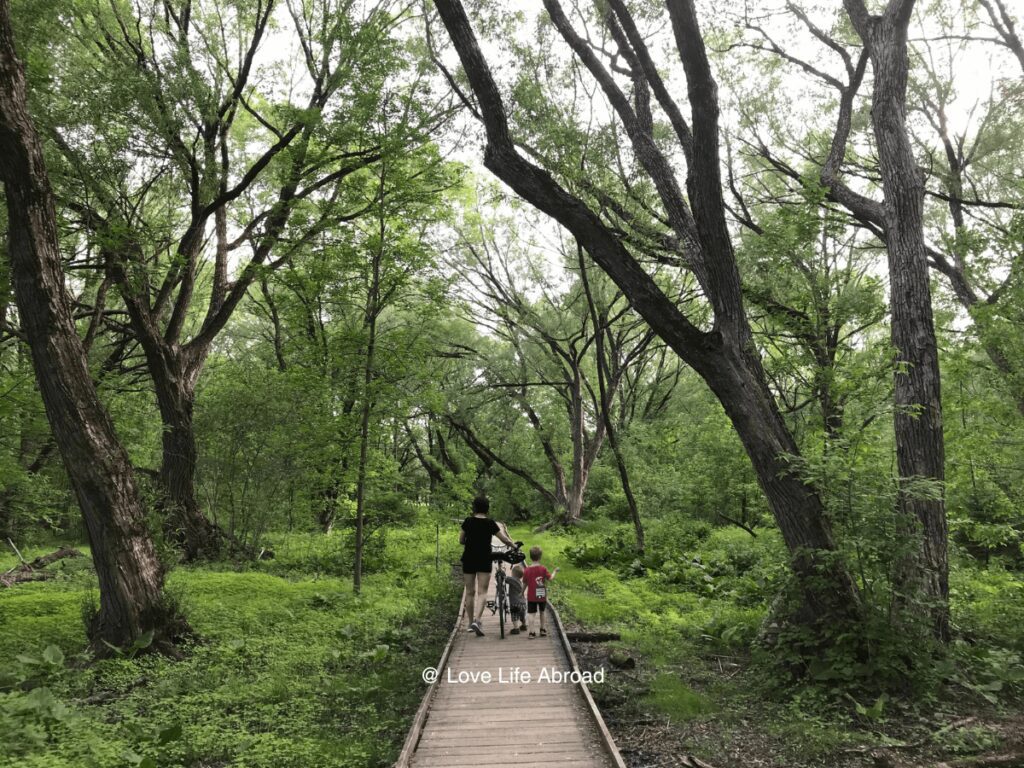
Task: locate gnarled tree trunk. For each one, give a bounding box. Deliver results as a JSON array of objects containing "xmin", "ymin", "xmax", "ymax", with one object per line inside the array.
[{"xmin": 153, "ymin": 376, "xmax": 222, "ymax": 560}]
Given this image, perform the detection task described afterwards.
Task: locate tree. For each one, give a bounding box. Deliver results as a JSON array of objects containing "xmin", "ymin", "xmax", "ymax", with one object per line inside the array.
[
  {"xmin": 731, "ymin": 0, "xmax": 974, "ymax": 637},
  {"xmin": 740, "ymin": 3, "xmax": 1022, "ymax": 421},
  {"xmin": 430, "ymin": 0, "xmax": 862, "ymax": 630},
  {"xmin": 40, "ymin": 0, "xmax": 440, "ymax": 559},
  {"xmin": 842, "ymin": 0, "xmax": 949, "ymax": 640},
  {"xmin": 578, "ymin": 248, "xmax": 647, "ymax": 551},
  {"xmin": 443, "ymin": 207, "xmax": 656, "ymax": 534},
  {"xmin": 0, "ymin": 0, "xmax": 183, "ymax": 653}
]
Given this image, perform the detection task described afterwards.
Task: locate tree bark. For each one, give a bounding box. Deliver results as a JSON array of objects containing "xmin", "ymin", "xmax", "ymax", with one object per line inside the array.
[
  {"xmin": 0, "ymin": 0, "xmax": 186, "ymax": 652},
  {"xmin": 844, "ymin": 0, "xmax": 950, "ymax": 640},
  {"xmin": 152, "ymin": 373, "xmax": 223, "ymax": 560}
]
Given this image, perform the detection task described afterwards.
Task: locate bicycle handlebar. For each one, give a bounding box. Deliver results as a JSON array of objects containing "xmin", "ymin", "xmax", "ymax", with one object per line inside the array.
[{"xmin": 491, "ymin": 542, "xmax": 526, "ymax": 564}]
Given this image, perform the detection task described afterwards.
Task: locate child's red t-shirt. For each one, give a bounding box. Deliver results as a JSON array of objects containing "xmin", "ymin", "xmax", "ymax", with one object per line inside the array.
[{"xmin": 522, "ymin": 564, "xmax": 552, "ymax": 602}]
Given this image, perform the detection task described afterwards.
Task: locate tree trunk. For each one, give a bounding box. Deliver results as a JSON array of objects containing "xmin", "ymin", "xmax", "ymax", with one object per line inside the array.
[
  {"xmin": 0, "ymin": 0, "xmax": 186, "ymax": 653},
  {"xmin": 0, "ymin": 490, "xmax": 13, "ymax": 543},
  {"xmin": 578, "ymin": 252, "xmax": 645, "ymax": 552},
  {"xmin": 318, "ymin": 482, "xmax": 339, "ymax": 534},
  {"xmin": 353, "ymin": 210, "xmax": 383, "ymax": 594},
  {"xmin": 566, "ymin": 373, "xmax": 587, "ymax": 524},
  {"xmin": 564, "ymin": 480, "xmax": 586, "ymax": 524},
  {"xmin": 701, "ymin": 342, "xmax": 861, "ymax": 622},
  {"xmin": 845, "ymin": 0, "xmax": 949, "ymax": 640},
  {"xmin": 608, "ymin": 429, "xmax": 644, "ymax": 551},
  {"xmin": 151, "ymin": 368, "xmax": 222, "ymax": 561}
]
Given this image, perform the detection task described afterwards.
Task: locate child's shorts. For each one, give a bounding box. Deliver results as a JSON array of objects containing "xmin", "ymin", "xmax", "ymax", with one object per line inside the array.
[
  {"xmin": 510, "ymin": 603, "xmax": 527, "ymax": 622},
  {"xmin": 527, "ymin": 600, "xmax": 547, "ymax": 614}
]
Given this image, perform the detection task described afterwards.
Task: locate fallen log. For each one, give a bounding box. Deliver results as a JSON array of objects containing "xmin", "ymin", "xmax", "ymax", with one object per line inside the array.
[
  {"xmin": 24, "ymin": 547, "xmax": 83, "ymax": 570},
  {"xmin": 565, "ymin": 631, "xmax": 621, "ymax": 642},
  {"xmin": 681, "ymin": 757, "xmax": 720, "ymax": 768},
  {"xmin": 1, "ymin": 546, "xmax": 83, "ymax": 587},
  {"xmin": 0, "ymin": 571, "xmax": 54, "ymax": 587}
]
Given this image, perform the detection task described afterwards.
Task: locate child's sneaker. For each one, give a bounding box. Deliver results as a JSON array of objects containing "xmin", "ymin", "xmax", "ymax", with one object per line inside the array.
[
  {"xmin": 510, "ymin": 627, "xmax": 520, "ymax": 635},
  {"xmin": 539, "ymin": 628, "xmax": 547, "ymax": 637},
  {"xmin": 528, "ymin": 631, "xmax": 536, "ymax": 638}
]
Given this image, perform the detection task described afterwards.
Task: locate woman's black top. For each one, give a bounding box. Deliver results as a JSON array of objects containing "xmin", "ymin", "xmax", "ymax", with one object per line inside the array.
[{"xmin": 461, "ymin": 515, "xmax": 499, "ymax": 572}]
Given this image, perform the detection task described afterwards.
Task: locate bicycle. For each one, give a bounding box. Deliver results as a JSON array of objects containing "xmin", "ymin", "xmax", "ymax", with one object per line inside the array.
[{"xmin": 486, "ymin": 541, "xmax": 525, "ymax": 639}]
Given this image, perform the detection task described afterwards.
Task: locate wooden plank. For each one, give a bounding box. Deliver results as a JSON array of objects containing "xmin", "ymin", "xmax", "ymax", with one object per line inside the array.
[
  {"xmin": 419, "ymin": 726, "xmax": 585, "ymax": 741},
  {"xmin": 412, "ymin": 757, "xmax": 607, "ymax": 768},
  {"xmin": 419, "ymin": 730, "xmax": 586, "ymax": 746},
  {"xmin": 414, "ymin": 742, "xmax": 598, "ymax": 756},
  {"xmin": 425, "ymin": 713, "xmax": 581, "ymax": 725}
]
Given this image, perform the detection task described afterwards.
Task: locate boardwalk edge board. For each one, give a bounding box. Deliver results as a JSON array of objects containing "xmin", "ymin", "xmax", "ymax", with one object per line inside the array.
[{"xmin": 549, "ymin": 602, "xmax": 629, "ymax": 768}]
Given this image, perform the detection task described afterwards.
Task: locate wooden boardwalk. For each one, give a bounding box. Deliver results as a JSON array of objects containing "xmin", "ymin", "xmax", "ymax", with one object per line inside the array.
[{"xmin": 395, "ymin": 567, "xmax": 626, "ymax": 768}]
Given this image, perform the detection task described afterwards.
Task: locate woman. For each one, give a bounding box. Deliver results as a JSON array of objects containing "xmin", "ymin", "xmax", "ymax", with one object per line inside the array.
[{"xmin": 460, "ymin": 494, "xmax": 515, "ymax": 636}]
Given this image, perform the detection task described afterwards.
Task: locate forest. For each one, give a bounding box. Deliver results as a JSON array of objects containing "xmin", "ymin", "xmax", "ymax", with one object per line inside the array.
[{"xmin": 0, "ymin": 0, "xmax": 1022, "ymax": 766}]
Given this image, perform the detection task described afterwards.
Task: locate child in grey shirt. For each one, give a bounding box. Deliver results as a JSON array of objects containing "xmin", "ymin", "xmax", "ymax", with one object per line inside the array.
[{"xmin": 507, "ymin": 564, "xmax": 528, "ymax": 635}]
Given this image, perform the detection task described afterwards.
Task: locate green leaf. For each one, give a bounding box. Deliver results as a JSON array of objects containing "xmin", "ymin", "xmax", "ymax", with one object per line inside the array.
[
  {"xmin": 132, "ymin": 631, "xmax": 154, "ymax": 650},
  {"xmin": 42, "ymin": 645, "xmax": 64, "ymax": 666},
  {"xmin": 101, "ymin": 639, "xmax": 125, "ymax": 656},
  {"xmin": 865, "ymin": 693, "xmax": 887, "ymax": 719}
]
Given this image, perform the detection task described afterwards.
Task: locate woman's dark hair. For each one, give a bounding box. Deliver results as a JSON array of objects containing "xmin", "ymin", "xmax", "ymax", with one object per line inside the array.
[{"xmin": 472, "ymin": 495, "xmax": 490, "ymax": 516}]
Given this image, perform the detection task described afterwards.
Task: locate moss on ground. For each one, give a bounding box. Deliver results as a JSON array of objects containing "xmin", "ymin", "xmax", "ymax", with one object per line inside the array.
[{"xmin": 0, "ymin": 525, "xmax": 461, "ymax": 768}]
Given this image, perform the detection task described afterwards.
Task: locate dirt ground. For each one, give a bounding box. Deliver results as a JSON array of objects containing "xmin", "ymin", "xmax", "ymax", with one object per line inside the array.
[{"xmin": 565, "ymin": 626, "xmax": 1024, "ymax": 768}]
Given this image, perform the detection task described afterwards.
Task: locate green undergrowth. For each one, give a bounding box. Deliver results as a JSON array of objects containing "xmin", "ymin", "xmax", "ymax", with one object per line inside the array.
[
  {"xmin": 508, "ymin": 518, "xmax": 1024, "ymax": 763},
  {"xmin": 0, "ymin": 523, "xmax": 460, "ymax": 768}
]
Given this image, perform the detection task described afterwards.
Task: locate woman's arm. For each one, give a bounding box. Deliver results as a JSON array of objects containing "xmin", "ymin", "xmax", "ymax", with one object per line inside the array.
[
  {"xmin": 459, "ymin": 529, "xmax": 466, "ymax": 545},
  {"xmin": 496, "ymin": 522, "xmax": 515, "ymax": 547}
]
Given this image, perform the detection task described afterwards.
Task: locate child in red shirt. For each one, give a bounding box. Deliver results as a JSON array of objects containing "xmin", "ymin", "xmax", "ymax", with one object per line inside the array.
[{"xmin": 522, "ymin": 545, "xmax": 559, "ymax": 638}]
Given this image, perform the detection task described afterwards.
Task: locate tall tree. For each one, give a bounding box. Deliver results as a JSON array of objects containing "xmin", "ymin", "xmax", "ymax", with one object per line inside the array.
[
  {"xmin": 430, "ymin": 0, "xmax": 863, "ymax": 629},
  {"xmin": 843, "ymin": 0, "xmax": 949, "ymax": 639},
  {"xmin": 0, "ymin": 0, "xmax": 182, "ymax": 652},
  {"xmin": 444, "ymin": 213, "xmax": 655, "ymax": 530},
  {"xmin": 42, "ymin": 0, "xmax": 440, "ymax": 559},
  {"xmin": 578, "ymin": 247, "xmax": 646, "ymax": 552},
  {"xmin": 744, "ymin": 1, "xmax": 1024, "ymax": 418}
]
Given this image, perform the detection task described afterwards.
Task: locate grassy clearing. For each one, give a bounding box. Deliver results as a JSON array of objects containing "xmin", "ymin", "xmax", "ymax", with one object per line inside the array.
[{"xmin": 0, "ymin": 523, "xmax": 461, "ymax": 768}]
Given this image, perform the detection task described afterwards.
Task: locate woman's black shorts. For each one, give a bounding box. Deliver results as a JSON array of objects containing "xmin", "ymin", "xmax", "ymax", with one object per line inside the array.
[{"xmin": 461, "ymin": 556, "xmax": 493, "ymax": 574}]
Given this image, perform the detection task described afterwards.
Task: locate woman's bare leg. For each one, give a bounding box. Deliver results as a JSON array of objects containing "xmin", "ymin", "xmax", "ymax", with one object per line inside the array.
[
  {"xmin": 463, "ymin": 573, "xmax": 476, "ymax": 627},
  {"xmin": 473, "ymin": 571, "xmax": 491, "ymax": 623}
]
